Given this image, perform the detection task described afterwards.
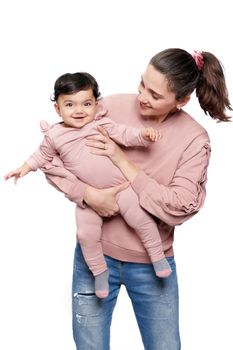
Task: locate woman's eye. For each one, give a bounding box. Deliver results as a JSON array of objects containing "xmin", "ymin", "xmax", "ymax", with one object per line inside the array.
[{"xmin": 140, "ymin": 80, "xmax": 145, "ymax": 88}]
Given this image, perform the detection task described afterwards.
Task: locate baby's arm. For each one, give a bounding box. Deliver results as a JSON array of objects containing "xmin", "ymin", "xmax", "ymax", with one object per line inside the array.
[
  {"xmin": 101, "ymin": 119, "xmax": 161, "ymax": 147},
  {"xmin": 5, "ymin": 125, "xmax": 56, "ymax": 184},
  {"xmin": 4, "ymin": 162, "xmax": 33, "ymax": 184}
]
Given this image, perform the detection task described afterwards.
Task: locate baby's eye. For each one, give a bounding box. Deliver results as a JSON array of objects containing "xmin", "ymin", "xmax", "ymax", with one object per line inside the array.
[
  {"xmin": 84, "ymin": 102, "xmax": 92, "ymax": 107},
  {"xmin": 65, "ymin": 102, "xmax": 73, "ymax": 107}
]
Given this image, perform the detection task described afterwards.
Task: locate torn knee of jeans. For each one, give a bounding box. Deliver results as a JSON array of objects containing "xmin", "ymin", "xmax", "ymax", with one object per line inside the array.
[
  {"xmin": 75, "ymin": 314, "xmax": 86, "ymax": 324},
  {"xmin": 74, "ymin": 292, "xmax": 95, "ymax": 296},
  {"xmin": 73, "ymin": 291, "xmax": 95, "ymax": 304},
  {"xmin": 73, "ymin": 292, "xmax": 98, "ymax": 308},
  {"xmin": 73, "ymin": 292, "xmax": 102, "ymax": 325}
]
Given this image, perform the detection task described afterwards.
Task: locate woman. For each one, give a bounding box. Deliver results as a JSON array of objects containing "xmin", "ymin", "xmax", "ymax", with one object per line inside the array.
[{"xmin": 43, "ymin": 48, "xmax": 232, "ymax": 350}]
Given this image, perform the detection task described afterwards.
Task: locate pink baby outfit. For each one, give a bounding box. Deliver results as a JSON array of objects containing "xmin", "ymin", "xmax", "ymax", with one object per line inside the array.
[
  {"xmin": 41, "ymin": 94, "xmax": 211, "ymax": 264},
  {"xmin": 27, "ymin": 110, "xmax": 166, "ymax": 276}
]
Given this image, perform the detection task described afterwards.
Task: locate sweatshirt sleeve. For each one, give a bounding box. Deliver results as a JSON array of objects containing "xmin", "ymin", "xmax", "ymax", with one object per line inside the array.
[
  {"xmin": 131, "ymin": 137, "xmax": 211, "ymax": 226},
  {"xmin": 26, "ymin": 134, "xmax": 57, "ymax": 170},
  {"xmin": 26, "ymin": 130, "xmax": 87, "ymax": 208}
]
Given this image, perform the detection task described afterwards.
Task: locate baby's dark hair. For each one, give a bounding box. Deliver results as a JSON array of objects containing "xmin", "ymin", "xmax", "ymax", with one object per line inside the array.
[
  {"xmin": 51, "ymin": 72, "xmax": 101, "ymax": 102},
  {"xmin": 150, "ymin": 48, "xmax": 232, "ymax": 122}
]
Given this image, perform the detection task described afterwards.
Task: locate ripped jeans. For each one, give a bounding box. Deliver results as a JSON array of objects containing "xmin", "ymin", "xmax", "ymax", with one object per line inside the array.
[{"xmin": 72, "ymin": 244, "xmax": 181, "ymax": 350}]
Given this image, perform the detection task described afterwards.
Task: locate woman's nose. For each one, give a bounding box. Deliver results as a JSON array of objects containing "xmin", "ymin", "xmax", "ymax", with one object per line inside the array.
[{"xmin": 138, "ymin": 91, "xmax": 149, "ymax": 104}]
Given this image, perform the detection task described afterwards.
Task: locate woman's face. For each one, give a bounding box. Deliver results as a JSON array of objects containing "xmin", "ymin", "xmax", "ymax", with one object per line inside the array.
[{"xmin": 138, "ymin": 64, "xmax": 179, "ymax": 122}]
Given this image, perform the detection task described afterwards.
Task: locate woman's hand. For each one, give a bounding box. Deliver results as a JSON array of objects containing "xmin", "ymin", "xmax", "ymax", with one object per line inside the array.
[
  {"xmin": 84, "ymin": 182, "xmax": 129, "ymax": 217},
  {"xmin": 86, "ymin": 125, "xmax": 127, "ymax": 167},
  {"xmin": 85, "ymin": 126, "xmax": 140, "ymax": 182}
]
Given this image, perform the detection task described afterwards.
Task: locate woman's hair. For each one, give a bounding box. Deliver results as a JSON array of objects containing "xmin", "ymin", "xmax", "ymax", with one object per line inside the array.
[
  {"xmin": 149, "ymin": 48, "xmax": 232, "ymax": 122},
  {"xmin": 51, "ymin": 72, "xmax": 101, "ymax": 102}
]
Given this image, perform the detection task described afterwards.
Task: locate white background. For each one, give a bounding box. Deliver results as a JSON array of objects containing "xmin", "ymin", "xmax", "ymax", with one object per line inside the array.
[{"xmin": 0, "ymin": 1, "xmax": 233, "ymax": 349}]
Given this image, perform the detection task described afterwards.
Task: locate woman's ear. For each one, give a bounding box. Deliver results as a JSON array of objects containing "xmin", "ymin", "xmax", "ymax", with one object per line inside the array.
[{"xmin": 177, "ymin": 96, "xmax": 191, "ymax": 110}]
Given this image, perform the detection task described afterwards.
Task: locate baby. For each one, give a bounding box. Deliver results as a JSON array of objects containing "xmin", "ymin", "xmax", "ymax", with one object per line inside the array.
[{"xmin": 5, "ymin": 72, "xmax": 171, "ymax": 298}]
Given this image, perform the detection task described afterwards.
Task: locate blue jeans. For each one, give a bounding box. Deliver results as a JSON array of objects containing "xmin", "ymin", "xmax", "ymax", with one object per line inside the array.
[{"xmin": 72, "ymin": 244, "xmax": 181, "ymax": 350}]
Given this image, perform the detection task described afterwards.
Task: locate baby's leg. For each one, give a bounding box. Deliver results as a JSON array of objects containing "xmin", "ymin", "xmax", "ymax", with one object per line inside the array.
[
  {"xmin": 76, "ymin": 206, "xmax": 109, "ymax": 298},
  {"xmin": 117, "ymin": 187, "xmax": 171, "ymax": 278}
]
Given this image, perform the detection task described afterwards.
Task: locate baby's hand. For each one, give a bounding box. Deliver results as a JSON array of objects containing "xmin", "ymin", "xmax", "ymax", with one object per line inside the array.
[
  {"xmin": 142, "ymin": 127, "xmax": 161, "ymax": 142},
  {"xmin": 4, "ymin": 162, "xmax": 32, "ymax": 184}
]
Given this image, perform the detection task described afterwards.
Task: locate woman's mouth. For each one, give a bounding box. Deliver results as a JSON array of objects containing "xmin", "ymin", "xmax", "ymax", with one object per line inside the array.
[{"xmin": 140, "ymin": 102, "xmax": 151, "ymax": 109}]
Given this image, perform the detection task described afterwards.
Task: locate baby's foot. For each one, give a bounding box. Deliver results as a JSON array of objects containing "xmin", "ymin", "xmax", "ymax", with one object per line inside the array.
[{"xmin": 95, "ymin": 270, "xmax": 109, "ymax": 298}]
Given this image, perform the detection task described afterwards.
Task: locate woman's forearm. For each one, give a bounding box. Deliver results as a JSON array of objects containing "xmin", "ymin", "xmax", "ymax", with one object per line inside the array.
[
  {"xmin": 116, "ymin": 157, "xmax": 140, "ymax": 183},
  {"xmin": 86, "ymin": 126, "xmax": 141, "ymax": 183}
]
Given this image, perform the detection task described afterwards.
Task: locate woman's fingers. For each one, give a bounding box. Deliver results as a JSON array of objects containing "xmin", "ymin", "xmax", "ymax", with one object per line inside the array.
[
  {"xmin": 112, "ymin": 181, "xmax": 130, "ymax": 194},
  {"xmin": 86, "ymin": 131, "xmax": 112, "ymax": 152},
  {"xmin": 86, "ymin": 134, "xmax": 106, "ymax": 142},
  {"xmin": 96, "ymin": 125, "xmax": 110, "ymax": 137},
  {"xmin": 85, "ymin": 126, "xmax": 110, "ymax": 149},
  {"xmin": 85, "ymin": 140, "xmax": 107, "ymax": 151}
]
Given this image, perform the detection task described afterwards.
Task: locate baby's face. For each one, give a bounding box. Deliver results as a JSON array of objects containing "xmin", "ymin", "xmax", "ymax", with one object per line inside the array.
[{"xmin": 54, "ymin": 88, "xmax": 98, "ymax": 129}]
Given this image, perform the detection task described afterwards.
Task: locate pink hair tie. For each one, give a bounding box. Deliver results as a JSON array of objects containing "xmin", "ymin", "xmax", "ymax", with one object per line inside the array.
[{"xmin": 192, "ymin": 50, "xmax": 204, "ymax": 71}]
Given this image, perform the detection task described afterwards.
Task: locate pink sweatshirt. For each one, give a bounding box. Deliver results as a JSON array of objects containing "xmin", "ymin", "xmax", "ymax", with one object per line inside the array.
[{"xmin": 41, "ymin": 94, "xmax": 211, "ymax": 263}]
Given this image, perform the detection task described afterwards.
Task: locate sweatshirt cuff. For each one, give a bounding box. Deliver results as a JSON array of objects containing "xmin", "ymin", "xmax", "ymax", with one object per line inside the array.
[{"xmin": 26, "ymin": 157, "xmax": 38, "ymax": 171}]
